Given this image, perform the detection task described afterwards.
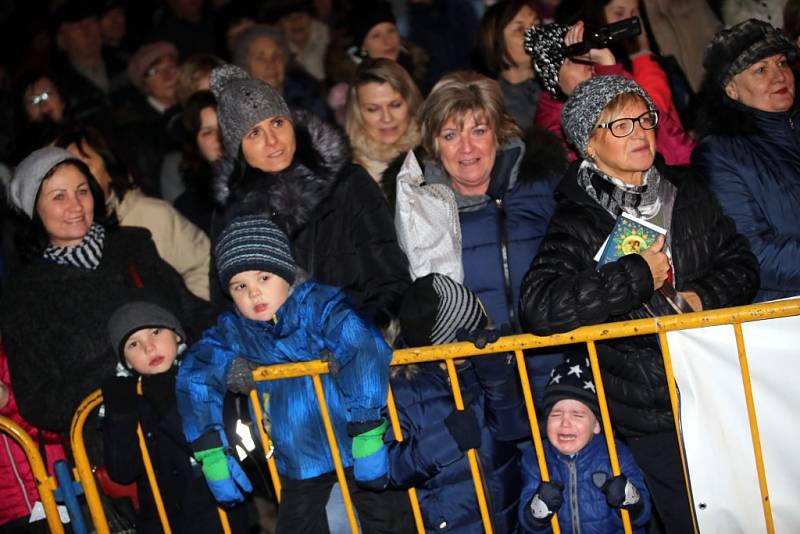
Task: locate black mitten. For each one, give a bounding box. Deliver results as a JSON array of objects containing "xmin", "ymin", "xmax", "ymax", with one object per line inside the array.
[
  {"xmin": 599, "ymin": 474, "xmax": 642, "ymax": 510},
  {"xmin": 141, "ymin": 367, "xmax": 178, "ymax": 415},
  {"xmin": 527, "ymin": 481, "xmax": 564, "ymax": 525},
  {"xmin": 102, "ymin": 376, "xmax": 138, "ymax": 414},
  {"xmin": 456, "ymin": 327, "xmax": 500, "ymax": 349},
  {"xmin": 226, "ymin": 358, "xmax": 258, "ymax": 394},
  {"xmin": 443, "ymin": 408, "xmax": 482, "ymax": 452}
]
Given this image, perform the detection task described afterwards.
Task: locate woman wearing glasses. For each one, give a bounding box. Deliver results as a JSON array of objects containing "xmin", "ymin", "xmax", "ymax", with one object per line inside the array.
[{"xmin": 519, "ymin": 75, "xmax": 758, "ymax": 533}]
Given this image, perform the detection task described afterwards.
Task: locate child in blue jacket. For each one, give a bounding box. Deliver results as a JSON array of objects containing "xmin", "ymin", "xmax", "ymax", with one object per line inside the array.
[
  {"xmin": 176, "ymin": 215, "xmax": 410, "ymax": 533},
  {"xmin": 519, "ymin": 358, "xmax": 652, "ymax": 533}
]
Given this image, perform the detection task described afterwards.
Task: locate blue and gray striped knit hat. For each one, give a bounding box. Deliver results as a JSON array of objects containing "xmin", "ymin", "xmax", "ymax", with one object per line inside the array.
[{"xmin": 215, "ymin": 215, "xmax": 296, "ymax": 290}]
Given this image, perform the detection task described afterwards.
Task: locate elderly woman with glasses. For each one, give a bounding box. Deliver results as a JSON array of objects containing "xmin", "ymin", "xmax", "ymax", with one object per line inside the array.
[{"xmin": 519, "ymin": 74, "xmax": 758, "ymax": 533}]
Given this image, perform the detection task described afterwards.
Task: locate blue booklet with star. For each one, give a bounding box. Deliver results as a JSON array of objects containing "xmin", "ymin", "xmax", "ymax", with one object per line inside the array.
[{"xmin": 594, "ymin": 212, "xmax": 667, "ymax": 268}]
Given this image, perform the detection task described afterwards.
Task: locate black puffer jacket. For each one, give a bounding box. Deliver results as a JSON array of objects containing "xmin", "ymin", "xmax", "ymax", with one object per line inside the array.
[
  {"xmin": 212, "ymin": 111, "xmax": 410, "ymax": 327},
  {"xmin": 0, "ymin": 227, "xmax": 211, "ymax": 432},
  {"xmin": 519, "ymin": 159, "xmax": 759, "ymax": 436}
]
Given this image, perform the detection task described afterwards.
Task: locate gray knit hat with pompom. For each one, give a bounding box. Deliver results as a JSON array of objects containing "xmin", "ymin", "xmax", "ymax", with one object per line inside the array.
[
  {"xmin": 561, "ymin": 75, "xmax": 656, "ymax": 159},
  {"xmin": 209, "ymin": 64, "xmax": 291, "ymax": 159}
]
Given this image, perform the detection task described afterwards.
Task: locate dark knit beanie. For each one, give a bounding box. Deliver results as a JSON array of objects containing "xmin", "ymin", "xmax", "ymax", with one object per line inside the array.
[
  {"xmin": 399, "ymin": 274, "xmax": 488, "ymax": 347},
  {"xmin": 561, "ymin": 74, "xmax": 656, "ymax": 159},
  {"xmin": 349, "ymin": 0, "xmax": 396, "ymax": 49},
  {"xmin": 108, "ymin": 301, "xmax": 186, "ymax": 365},
  {"xmin": 703, "ymin": 19, "xmax": 799, "ymax": 90},
  {"xmin": 52, "ymin": 0, "xmax": 96, "ymax": 33},
  {"xmin": 524, "ymin": 22, "xmax": 570, "ymax": 97},
  {"xmin": 209, "ymin": 63, "xmax": 291, "ymax": 159},
  {"xmin": 215, "ymin": 215, "xmax": 296, "ymax": 290},
  {"xmin": 542, "ymin": 357, "xmax": 600, "ymax": 419}
]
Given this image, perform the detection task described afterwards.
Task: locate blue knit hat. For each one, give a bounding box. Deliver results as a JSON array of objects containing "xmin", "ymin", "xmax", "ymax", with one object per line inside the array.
[{"xmin": 215, "ymin": 215, "xmax": 296, "ymax": 290}]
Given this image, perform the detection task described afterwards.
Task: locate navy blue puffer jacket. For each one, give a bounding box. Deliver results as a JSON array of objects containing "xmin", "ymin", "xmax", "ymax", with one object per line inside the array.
[{"xmin": 693, "ymin": 97, "xmax": 800, "ymax": 302}]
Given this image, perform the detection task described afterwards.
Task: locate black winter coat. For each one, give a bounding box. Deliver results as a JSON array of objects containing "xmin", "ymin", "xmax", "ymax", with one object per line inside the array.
[
  {"xmin": 0, "ymin": 227, "xmax": 211, "ymax": 431},
  {"xmin": 519, "ymin": 159, "xmax": 759, "ymax": 436},
  {"xmin": 211, "ymin": 111, "xmax": 410, "ymax": 327}
]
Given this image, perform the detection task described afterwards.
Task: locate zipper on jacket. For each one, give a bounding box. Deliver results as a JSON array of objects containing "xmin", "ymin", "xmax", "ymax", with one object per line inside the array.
[
  {"xmin": 3, "ymin": 434, "xmax": 33, "ymax": 512},
  {"xmin": 569, "ymin": 460, "xmax": 580, "ymax": 534},
  {"xmin": 494, "ymin": 199, "xmax": 521, "ymax": 332}
]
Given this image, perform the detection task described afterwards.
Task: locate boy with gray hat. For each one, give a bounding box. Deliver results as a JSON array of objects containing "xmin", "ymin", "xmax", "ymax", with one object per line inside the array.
[
  {"xmin": 175, "ymin": 214, "xmax": 411, "ymax": 533},
  {"xmin": 101, "ymin": 300, "xmax": 249, "ymax": 533}
]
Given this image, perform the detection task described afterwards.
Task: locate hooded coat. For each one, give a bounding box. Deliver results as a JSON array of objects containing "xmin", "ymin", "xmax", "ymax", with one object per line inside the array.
[
  {"xmin": 692, "ymin": 93, "xmax": 800, "ymax": 302},
  {"xmin": 519, "ymin": 158, "xmax": 759, "ymax": 436},
  {"xmin": 211, "ymin": 111, "xmax": 409, "ymax": 328}
]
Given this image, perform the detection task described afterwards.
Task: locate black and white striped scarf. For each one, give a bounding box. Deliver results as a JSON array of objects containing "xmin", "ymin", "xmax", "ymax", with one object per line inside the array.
[
  {"xmin": 42, "ymin": 223, "xmax": 106, "ymax": 270},
  {"xmin": 577, "ymin": 159, "xmax": 662, "ymax": 219}
]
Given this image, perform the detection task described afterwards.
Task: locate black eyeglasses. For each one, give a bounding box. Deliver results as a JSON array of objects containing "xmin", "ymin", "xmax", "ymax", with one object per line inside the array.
[
  {"xmin": 29, "ymin": 90, "xmax": 54, "ymax": 105},
  {"xmin": 596, "ymin": 110, "xmax": 659, "ymax": 138}
]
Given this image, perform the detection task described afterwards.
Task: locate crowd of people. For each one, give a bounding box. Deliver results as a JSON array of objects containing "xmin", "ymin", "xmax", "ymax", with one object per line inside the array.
[{"xmin": 0, "ymin": 0, "xmax": 798, "ymax": 533}]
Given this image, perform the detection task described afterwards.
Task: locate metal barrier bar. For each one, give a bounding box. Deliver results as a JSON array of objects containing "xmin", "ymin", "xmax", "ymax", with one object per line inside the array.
[
  {"xmin": 136, "ymin": 422, "xmax": 173, "ymax": 534},
  {"xmin": 69, "ymin": 390, "xmax": 110, "ymax": 534},
  {"xmin": 733, "ymin": 322, "xmax": 774, "ymax": 533},
  {"xmin": 385, "ymin": 386, "xmax": 426, "ymax": 533},
  {"xmin": 513, "ymin": 350, "xmax": 561, "ymax": 534},
  {"xmin": 248, "ymin": 389, "xmax": 282, "ymax": 502},
  {"xmin": 586, "ymin": 341, "xmax": 632, "ymax": 534},
  {"xmin": 0, "ymin": 416, "xmax": 64, "ymax": 534},
  {"xmin": 657, "ymin": 331, "xmax": 700, "ymax": 534},
  {"xmin": 444, "ymin": 358, "xmax": 493, "ymax": 534}
]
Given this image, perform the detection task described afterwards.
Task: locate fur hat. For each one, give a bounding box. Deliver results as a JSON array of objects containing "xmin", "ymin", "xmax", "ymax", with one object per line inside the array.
[
  {"xmin": 209, "ymin": 63, "xmax": 291, "ymax": 160},
  {"xmin": 542, "ymin": 357, "xmax": 600, "ymax": 419},
  {"xmin": 9, "ymin": 147, "xmax": 80, "ymax": 218},
  {"xmin": 127, "ymin": 41, "xmax": 179, "ymax": 91},
  {"xmin": 108, "ymin": 301, "xmax": 186, "ymax": 364},
  {"xmin": 349, "ymin": 0, "xmax": 396, "ymax": 49},
  {"xmin": 215, "ymin": 214, "xmax": 296, "ymax": 290},
  {"xmin": 703, "ymin": 19, "xmax": 799, "ymax": 90},
  {"xmin": 399, "ymin": 273, "xmax": 488, "ymax": 347},
  {"xmin": 524, "ymin": 22, "xmax": 570, "ymax": 97},
  {"xmin": 561, "ymin": 75, "xmax": 656, "ymax": 159}
]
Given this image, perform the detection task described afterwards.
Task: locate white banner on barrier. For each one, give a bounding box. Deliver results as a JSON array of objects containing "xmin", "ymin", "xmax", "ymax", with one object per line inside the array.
[{"xmin": 666, "ymin": 316, "xmax": 800, "ymax": 533}]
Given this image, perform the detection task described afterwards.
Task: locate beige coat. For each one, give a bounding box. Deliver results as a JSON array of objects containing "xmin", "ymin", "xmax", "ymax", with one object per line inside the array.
[{"xmin": 109, "ymin": 189, "xmax": 210, "ymax": 300}]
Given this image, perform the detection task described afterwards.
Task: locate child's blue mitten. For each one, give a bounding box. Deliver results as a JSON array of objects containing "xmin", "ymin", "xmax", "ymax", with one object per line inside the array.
[
  {"xmin": 192, "ymin": 432, "xmax": 252, "ymax": 505},
  {"xmin": 350, "ymin": 419, "xmax": 389, "ymax": 491}
]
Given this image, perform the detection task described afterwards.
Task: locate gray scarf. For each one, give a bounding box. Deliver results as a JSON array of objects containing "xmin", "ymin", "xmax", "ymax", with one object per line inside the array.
[
  {"xmin": 577, "ymin": 160, "xmax": 662, "ymax": 219},
  {"xmin": 42, "ymin": 223, "xmax": 106, "ymax": 270}
]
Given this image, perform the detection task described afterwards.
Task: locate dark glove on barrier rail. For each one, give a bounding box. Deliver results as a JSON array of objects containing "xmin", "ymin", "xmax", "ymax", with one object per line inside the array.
[{"xmin": 444, "ymin": 408, "xmax": 482, "ymax": 452}]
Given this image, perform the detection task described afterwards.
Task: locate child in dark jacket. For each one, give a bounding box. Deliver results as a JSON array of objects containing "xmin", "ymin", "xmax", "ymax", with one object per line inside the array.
[
  {"xmin": 176, "ymin": 215, "xmax": 411, "ymax": 534},
  {"xmin": 389, "ymin": 273, "xmax": 531, "ymax": 533},
  {"xmin": 519, "ymin": 357, "xmax": 651, "ymax": 533},
  {"xmin": 101, "ymin": 301, "xmax": 249, "ymax": 534}
]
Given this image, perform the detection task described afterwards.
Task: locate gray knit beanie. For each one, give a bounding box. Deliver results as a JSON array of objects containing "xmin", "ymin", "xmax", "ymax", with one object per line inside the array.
[
  {"xmin": 108, "ymin": 301, "xmax": 186, "ymax": 364},
  {"xmin": 9, "ymin": 147, "xmax": 80, "ymax": 218},
  {"xmin": 215, "ymin": 215, "xmax": 296, "ymax": 290},
  {"xmin": 561, "ymin": 75, "xmax": 656, "ymax": 158},
  {"xmin": 703, "ymin": 19, "xmax": 799, "ymax": 90},
  {"xmin": 209, "ymin": 63, "xmax": 291, "ymax": 159},
  {"xmin": 524, "ymin": 22, "xmax": 570, "ymax": 97}
]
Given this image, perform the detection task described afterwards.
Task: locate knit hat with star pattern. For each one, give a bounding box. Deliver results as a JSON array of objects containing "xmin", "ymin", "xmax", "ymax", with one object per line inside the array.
[{"xmin": 542, "ymin": 357, "xmax": 600, "ymax": 418}]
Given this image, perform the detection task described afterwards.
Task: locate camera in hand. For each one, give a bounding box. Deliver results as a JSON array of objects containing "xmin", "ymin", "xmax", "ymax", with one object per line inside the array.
[{"xmin": 565, "ymin": 17, "xmax": 641, "ymax": 57}]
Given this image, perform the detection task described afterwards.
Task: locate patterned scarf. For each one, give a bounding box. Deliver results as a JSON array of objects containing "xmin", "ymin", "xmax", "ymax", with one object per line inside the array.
[
  {"xmin": 42, "ymin": 223, "xmax": 106, "ymax": 270},
  {"xmin": 577, "ymin": 159, "xmax": 662, "ymax": 219}
]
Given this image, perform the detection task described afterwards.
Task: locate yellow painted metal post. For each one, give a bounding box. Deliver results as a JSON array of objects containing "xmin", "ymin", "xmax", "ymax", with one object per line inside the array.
[
  {"xmin": 69, "ymin": 390, "xmax": 110, "ymax": 534},
  {"xmin": 513, "ymin": 350, "xmax": 561, "ymax": 534},
  {"xmin": 444, "ymin": 358, "xmax": 494, "ymax": 534},
  {"xmin": 386, "ymin": 386, "xmax": 426, "ymax": 533},
  {"xmin": 0, "ymin": 416, "xmax": 65, "ymax": 534},
  {"xmin": 248, "ymin": 389, "xmax": 283, "ymax": 502},
  {"xmin": 586, "ymin": 341, "xmax": 632, "ymax": 534},
  {"xmin": 310, "ymin": 374, "xmax": 360, "ymax": 533},
  {"xmin": 657, "ymin": 331, "xmax": 699, "ymax": 534},
  {"xmin": 733, "ymin": 323, "xmax": 775, "ymax": 533}
]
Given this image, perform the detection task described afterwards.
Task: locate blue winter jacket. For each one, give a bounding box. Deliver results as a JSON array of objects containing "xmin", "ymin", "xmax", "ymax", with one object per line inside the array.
[
  {"xmin": 693, "ymin": 98, "xmax": 800, "ymax": 302},
  {"xmin": 387, "ymin": 358, "xmax": 530, "ymax": 533},
  {"xmin": 176, "ymin": 280, "xmax": 392, "ymax": 480},
  {"xmin": 519, "ymin": 434, "xmax": 651, "ymax": 534}
]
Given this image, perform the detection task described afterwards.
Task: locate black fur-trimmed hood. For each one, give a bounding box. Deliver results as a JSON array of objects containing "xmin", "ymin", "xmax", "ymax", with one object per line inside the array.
[{"xmin": 212, "ymin": 111, "xmax": 351, "ymax": 237}]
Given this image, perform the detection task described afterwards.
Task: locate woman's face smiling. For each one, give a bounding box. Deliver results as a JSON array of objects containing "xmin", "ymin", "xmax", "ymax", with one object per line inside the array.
[
  {"xmin": 357, "ymin": 81, "xmax": 411, "ymax": 145},
  {"xmin": 36, "ymin": 163, "xmax": 95, "ymax": 247},
  {"xmin": 437, "ymin": 110, "xmax": 497, "ymax": 196},
  {"xmin": 241, "ymin": 115, "xmax": 296, "ymax": 173}
]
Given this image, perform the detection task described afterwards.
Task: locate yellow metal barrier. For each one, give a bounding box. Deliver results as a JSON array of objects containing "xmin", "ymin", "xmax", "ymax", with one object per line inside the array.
[
  {"xmin": 0, "ymin": 416, "xmax": 64, "ymax": 534},
  {"xmin": 68, "ymin": 298, "xmax": 799, "ymax": 532}
]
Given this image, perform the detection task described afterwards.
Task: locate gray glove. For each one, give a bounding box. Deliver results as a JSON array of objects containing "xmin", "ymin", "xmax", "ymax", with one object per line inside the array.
[{"xmin": 226, "ymin": 358, "xmax": 258, "ymax": 394}]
